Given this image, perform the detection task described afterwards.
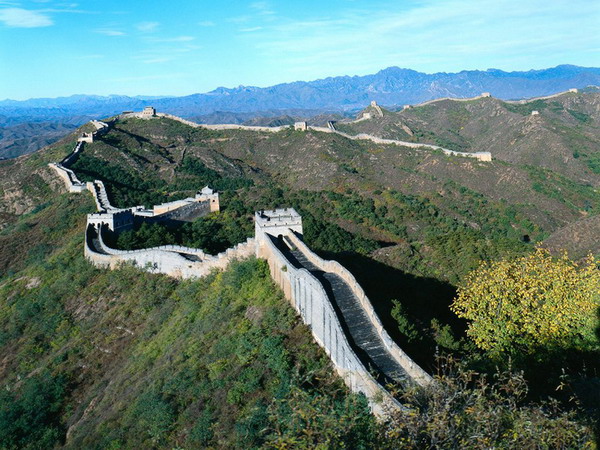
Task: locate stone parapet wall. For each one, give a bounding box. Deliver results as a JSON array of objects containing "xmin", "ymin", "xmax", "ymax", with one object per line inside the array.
[
  {"xmin": 48, "ymin": 163, "xmax": 87, "ymax": 193},
  {"xmin": 504, "ymin": 89, "xmax": 580, "ymax": 104},
  {"xmin": 410, "ymin": 89, "xmax": 579, "ymax": 108},
  {"xmin": 328, "ymin": 128, "xmax": 492, "ymax": 162},
  {"xmin": 89, "ymin": 180, "xmax": 118, "ymax": 212},
  {"xmin": 85, "ymin": 223, "xmax": 256, "ymax": 279},
  {"xmin": 257, "ymin": 233, "xmax": 402, "ymax": 417},
  {"xmin": 61, "ymin": 141, "xmax": 84, "ymax": 166},
  {"xmin": 286, "ymin": 231, "xmax": 432, "ymax": 386},
  {"xmin": 156, "ymin": 113, "xmax": 289, "ymax": 133},
  {"xmin": 414, "ymin": 93, "xmax": 493, "ymax": 107}
]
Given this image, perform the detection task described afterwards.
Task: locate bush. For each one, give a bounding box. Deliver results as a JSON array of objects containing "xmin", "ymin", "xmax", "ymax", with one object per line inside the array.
[{"xmin": 381, "ymin": 357, "xmax": 595, "ymax": 449}]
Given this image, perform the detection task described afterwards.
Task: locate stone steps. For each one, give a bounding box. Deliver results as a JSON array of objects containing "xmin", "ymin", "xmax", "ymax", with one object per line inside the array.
[{"xmin": 284, "ymin": 246, "xmax": 409, "ymax": 385}]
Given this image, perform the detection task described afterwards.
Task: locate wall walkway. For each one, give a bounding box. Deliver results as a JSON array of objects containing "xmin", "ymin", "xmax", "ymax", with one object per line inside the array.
[
  {"xmin": 257, "ymin": 232, "xmax": 405, "ymax": 417},
  {"xmin": 286, "ymin": 231, "xmax": 431, "ymax": 385}
]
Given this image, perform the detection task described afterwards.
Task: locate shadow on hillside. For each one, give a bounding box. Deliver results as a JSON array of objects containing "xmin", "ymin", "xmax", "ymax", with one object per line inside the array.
[{"xmin": 319, "ymin": 250, "xmax": 462, "ymax": 371}]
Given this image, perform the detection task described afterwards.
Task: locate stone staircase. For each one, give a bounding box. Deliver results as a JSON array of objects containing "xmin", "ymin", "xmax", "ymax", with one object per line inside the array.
[{"xmin": 280, "ymin": 242, "xmax": 409, "ymax": 386}]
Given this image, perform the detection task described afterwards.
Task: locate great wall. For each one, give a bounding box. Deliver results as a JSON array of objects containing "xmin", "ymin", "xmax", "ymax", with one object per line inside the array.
[
  {"xmin": 122, "ymin": 106, "xmax": 494, "ymax": 162},
  {"xmin": 400, "ymin": 88, "xmax": 580, "ymax": 108},
  {"xmin": 46, "ymin": 105, "xmax": 472, "ymax": 417}
]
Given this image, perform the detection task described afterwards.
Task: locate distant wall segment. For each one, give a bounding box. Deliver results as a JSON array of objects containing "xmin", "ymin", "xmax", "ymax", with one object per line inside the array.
[{"xmin": 123, "ymin": 107, "xmax": 493, "ymax": 161}]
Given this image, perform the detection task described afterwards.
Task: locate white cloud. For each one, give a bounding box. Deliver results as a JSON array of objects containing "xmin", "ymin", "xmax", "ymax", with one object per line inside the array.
[
  {"xmin": 250, "ymin": 1, "xmax": 274, "ymax": 16},
  {"xmin": 240, "ymin": 26, "xmax": 262, "ymax": 32},
  {"xmin": 148, "ymin": 35, "xmax": 195, "ymax": 42},
  {"xmin": 0, "ymin": 7, "xmax": 52, "ymax": 27},
  {"xmin": 136, "ymin": 21, "xmax": 159, "ymax": 32},
  {"xmin": 198, "ymin": 20, "xmax": 215, "ymax": 27},
  {"xmin": 95, "ymin": 28, "xmax": 125, "ymax": 36}
]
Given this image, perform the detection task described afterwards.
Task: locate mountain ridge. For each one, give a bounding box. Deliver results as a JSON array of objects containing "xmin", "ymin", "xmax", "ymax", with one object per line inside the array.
[
  {"xmin": 3, "ymin": 64, "xmax": 599, "ymax": 112},
  {"xmin": 2, "ymin": 64, "xmax": 600, "ymax": 160}
]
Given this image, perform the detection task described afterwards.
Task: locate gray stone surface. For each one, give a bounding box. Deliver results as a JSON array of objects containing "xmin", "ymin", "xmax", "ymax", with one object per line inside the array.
[{"xmin": 281, "ymin": 243, "xmax": 408, "ymax": 385}]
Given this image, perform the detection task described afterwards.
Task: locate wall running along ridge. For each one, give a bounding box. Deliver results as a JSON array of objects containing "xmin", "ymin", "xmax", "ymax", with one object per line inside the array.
[
  {"xmin": 48, "ymin": 109, "xmax": 433, "ymax": 418},
  {"xmin": 407, "ymin": 88, "xmax": 579, "ymax": 108},
  {"xmin": 121, "ymin": 107, "xmax": 493, "ymax": 162},
  {"xmin": 323, "ymin": 124, "xmax": 493, "ymax": 162}
]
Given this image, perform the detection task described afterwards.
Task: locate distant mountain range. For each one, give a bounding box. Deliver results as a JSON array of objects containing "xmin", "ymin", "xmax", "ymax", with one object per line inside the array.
[
  {"xmin": 1, "ymin": 64, "xmax": 600, "ymax": 159},
  {"xmin": 2, "ymin": 65, "xmax": 600, "ymax": 122}
]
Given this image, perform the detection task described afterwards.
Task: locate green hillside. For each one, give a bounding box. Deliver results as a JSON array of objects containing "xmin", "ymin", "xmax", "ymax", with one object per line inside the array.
[
  {"xmin": 336, "ymin": 91, "xmax": 600, "ymax": 185},
  {"xmin": 1, "ymin": 98, "xmax": 599, "ymax": 446},
  {"xmin": 0, "ymin": 192, "xmax": 378, "ymax": 448}
]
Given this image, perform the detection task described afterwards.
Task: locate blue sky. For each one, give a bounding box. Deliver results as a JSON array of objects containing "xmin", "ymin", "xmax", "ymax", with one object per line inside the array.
[{"xmin": 0, "ymin": 0, "xmax": 598, "ymax": 100}]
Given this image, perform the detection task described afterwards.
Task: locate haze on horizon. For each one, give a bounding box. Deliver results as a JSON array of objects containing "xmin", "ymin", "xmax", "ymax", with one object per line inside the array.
[{"xmin": 0, "ymin": 0, "xmax": 599, "ymax": 100}]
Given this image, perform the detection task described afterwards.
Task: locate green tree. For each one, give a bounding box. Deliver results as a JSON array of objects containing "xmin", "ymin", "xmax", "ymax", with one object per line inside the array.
[{"xmin": 451, "ymin": 248, "xmax": 600, "ymax": 354}]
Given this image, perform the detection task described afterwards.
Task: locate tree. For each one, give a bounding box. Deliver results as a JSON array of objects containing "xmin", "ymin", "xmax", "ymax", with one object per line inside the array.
[{"xmin": 451, "ymin": 248, "xmax": 600, "ymax": 354}]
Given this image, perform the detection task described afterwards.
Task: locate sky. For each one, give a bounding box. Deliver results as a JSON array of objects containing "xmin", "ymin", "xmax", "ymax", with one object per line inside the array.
[{"xmin": 0, "ymin": 0, "xmax": 599, "ymax": 100}]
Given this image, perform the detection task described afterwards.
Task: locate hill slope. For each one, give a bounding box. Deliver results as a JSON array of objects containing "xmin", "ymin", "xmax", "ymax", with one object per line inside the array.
[
  {"xmin": 0, "ymin": 110, "xmax": 598, "ymax": 446},
  {"xmin": 0, "ymin": 188, "xmax": 375, "ymax": 448},
  {"xmin": 336, "ymin": 89, "xmax": 600, "ymax": 185}
]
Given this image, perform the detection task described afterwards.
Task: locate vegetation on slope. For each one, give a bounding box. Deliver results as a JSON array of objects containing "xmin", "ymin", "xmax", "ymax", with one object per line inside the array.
[
  {"xmin": 339, "ymin": 92, "xmax": 600, "ymax": 185},
  {"xmin": 62, "ymin": 116, "xmax": 600, "ymax": 377},
  {"xmin": 0, "ymin": 174, "xmax": 596, "ymax": 449},
  {"xmin": 0, "ymin": 195, "xmax": 378, "ymax": 448},
  {"xmin": 453, "ymin": 249, "xmax": 600, "ymax": 354},
  {"xmin": 2, "ymin": 104, "xmax": 600, "ymax": 445}
]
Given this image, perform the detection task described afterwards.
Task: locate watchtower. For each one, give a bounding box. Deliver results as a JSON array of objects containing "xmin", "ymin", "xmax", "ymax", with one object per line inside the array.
[
  {"xmin": 294, "ymin": 122, "xmax": 308, "ymax": 131},
  {"xmin": 142, "ymin": 106, "xmax": 156, "ymax": 118},
  {"xmin": 255, "ymin": 208, "xmax": 303, "ymax": 244}
]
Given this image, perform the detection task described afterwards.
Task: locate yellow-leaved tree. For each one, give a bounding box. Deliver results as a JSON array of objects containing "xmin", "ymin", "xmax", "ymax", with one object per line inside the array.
[{"xmin": 451, "ymin": 248, "xmax": 600, "ymax": 354}]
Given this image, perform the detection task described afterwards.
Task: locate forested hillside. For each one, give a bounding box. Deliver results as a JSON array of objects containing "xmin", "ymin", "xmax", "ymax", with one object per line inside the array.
[{"xmin": 0, "ymin": 96, "xmax": 599, "ymax": 446}]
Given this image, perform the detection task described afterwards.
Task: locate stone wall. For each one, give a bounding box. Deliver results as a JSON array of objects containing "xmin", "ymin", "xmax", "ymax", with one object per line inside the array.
[
  {"xmin": 88, "ymin": 180, "xmax": 119, "ymax": 212},
  {"xmin": 85, "ymin": 224, "xmax": 256, "ymax": 279},
  {"xmin": 51, "ymin": 120, "xmax": 433, "ymax": 418},
  {"xmin": 413, "ymin": 93, "xmax": 495, "ymax": 107},
  {"xmin": 87, "ymin": 209, "xmax": 134, "ymax": 232},
  {"xmin": 370, "ymin": 101, "xmax": 384, "ymax": 117},
  {"xmin": 408, "ymin": 89, "xmax": 580, "ymax": 108},
  {"xmin": 157, "ymin": 113, "xmax": 290, "ymax": 133},
  {"xmin": 328, "ymin": 127, "xmax": 492, "ymax": 162},
  {"xmin": 124, "ymin": 108, "xmax": 492, "ymax": 161},
  {"xmin": 504, "ymin": 88, "xmax": 580, "ymax": 105},
  {"xmin": 61, "ymin": 141, "xmax": 84, "ymax": 166},
  {"xmin": 48, "ymin": 163, "xmax": 87, "ymax": 193},
  {"xmin": 254, "ymin": 208, "xmax": 303, "ymax": 243},
  {"xmin": 256, "ymin": 232, "xmax": 402, "ymax": 417},
  {"xmin": 286, "ymin": 231, "xmax": 432, "ymax": 386},
  {"xmin": 147, "ymin": 199, "xmax": 212, "ymax": 224}
]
